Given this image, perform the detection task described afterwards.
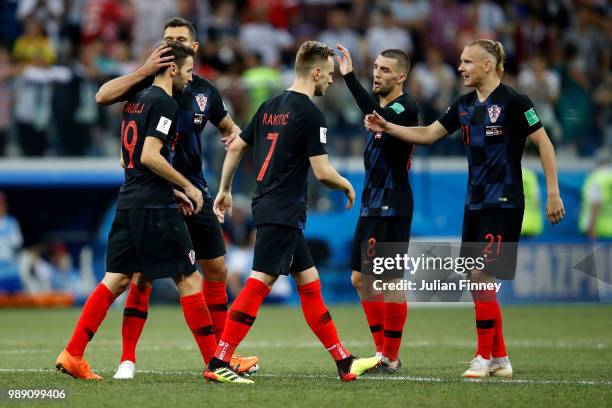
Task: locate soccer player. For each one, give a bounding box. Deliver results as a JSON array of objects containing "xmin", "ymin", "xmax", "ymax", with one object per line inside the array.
[
  {"xmin": 203, "ymin": 41, "xmax": 381, "ymax": 384},
  {"xmin": 336, "ymin": 44, "xmax": 418, "ymax": 373},
  {"xmin": 55, "ymin": 41, "xmax": 218, "ymax": 380},
  {"xmin": 365, "ymin": 39, "xmax": 565, "ymax": 378},
  {"xmin": 95, "ymin": 17, "xmax": 258, "ymax": 378}
]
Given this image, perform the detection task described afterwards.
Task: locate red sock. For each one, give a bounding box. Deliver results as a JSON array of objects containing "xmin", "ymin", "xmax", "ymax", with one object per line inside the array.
[
  {"xmin": 66, "ymin": 283, "xmax": 116, "ymax": 357},
  {"xmin": 298, "ymin": 280, "xmax": 350, "ymax": 361},
  {"xmin": 360, "ymin": 295, "xmax": 385, "ymax": 353},
  {"xmin": 180, "ymin": 292, "xmax": 217, "ymax": 364},
  {"xmin": 383, "ymin": 302, "xmax": 407, "ymax": 361},
  {"xmin": 492, "ymin": 302, "xmax": 507, "ymax": 358},
  {"xmin": 214, "ymin": 278, "xmax": 270, "ymax": 362},
  {"xmin": 202, "ymin": 280, "xmax": 228, "ymax": 344},
  {"xmin": 120, "ymin": 283, "xmax": 152, "ymax": 363},
  {"xmin": 473, "ymin": 290, "xmax": 498, "ymax": 359}
]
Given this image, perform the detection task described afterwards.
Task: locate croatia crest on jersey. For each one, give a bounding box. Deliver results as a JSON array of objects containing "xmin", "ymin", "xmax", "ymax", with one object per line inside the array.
[
  {"xmin": 195, "ymin": 94, "xmax": 208, "ymax": 112},
  {"xmin": 488, "ymin": 104, "xmax": 501, "ymax": 123}
]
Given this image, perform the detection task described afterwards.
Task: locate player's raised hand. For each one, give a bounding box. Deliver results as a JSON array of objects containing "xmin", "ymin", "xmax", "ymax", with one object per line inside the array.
[
  {"xmin": 184, "ymin": 184, "xmax": 203, "ymax": 214},
  {"xmin": 336, "ymin": 44, "xmax": 353, "ymax": 75},
  {"xmin": 174, "ymin": 189, "xmax": 194, "ymax": 216},
  {"xmin": 546, "ymin": 193, "xmax": 565, "ymax": 225},
  {"xmin": 213, "ymin": 191, "xmax": 233, "ymax": 223},
  {"xmin": 364, "ymin": 111, "xmax": 387, "ymax": 132},
  {"xmin": 139, "ymin": 43, "xmax": 174, "ymax": 77}
]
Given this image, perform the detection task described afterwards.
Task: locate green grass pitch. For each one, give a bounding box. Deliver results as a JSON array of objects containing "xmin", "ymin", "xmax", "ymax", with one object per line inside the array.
[{"xmin": 1, "ymin": 304, "xmax": 610, "ymax": 407}]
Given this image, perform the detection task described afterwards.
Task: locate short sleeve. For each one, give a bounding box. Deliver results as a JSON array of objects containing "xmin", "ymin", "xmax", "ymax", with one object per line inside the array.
[
  {"xmin": 207, "ymin": 85, "xmax": 228, "ymax": 126},
  {"xmin": 304, "ymin": 109, "xmax": 328, "ymax": 157},
  {"xmin": 511, "ymin": 94, "xmax": 543, "ymax": 137},
  {"xmin": 437, "ymin": 98, "xmax": 460, "ymax": 134},
  {"xmin": 122, "ymin": 76, "xmax": 154, "ymax": 102},
  {"xmin": 382, "ymin": 98, "xmax": 419, "ymax": 126},
  {"xmin": 145, "ymin": 97, "xmax": 178, "ymax": 142}
]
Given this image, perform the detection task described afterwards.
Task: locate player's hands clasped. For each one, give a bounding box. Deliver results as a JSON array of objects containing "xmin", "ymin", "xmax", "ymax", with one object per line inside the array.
[
  {"xmin": 174, "ymin": 189, "xmax": 195, "ymax": 216},
  {"xmin": 546, "ymin": 193, "xmax": 565, "ymax": 225},
  {"xmin": 138, "ymin": 43, "xmax": 174, "ymax": 77},
  {"xmin": 184, "ymin": 184, "xmax": 203, "ymax": 214},
  {"xmin": 364, "ymin": 111, "xmax": 387, "ymax": 133},
  {"xmin": 336, "ymin": 44, "xmax": 353, "ymax": 75},
  {"xmin": 213, "ymin": 190, "xmax": 233, "ymax": 223}
]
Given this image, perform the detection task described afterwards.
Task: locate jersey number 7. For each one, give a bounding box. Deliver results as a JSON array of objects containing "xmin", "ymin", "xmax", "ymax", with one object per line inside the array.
[{"xmin": 256, "ymin": 132, "xmax": 279, "ymax": 181}]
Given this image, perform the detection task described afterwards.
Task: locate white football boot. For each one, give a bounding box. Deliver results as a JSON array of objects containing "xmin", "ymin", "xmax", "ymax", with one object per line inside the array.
[
  {"xmin": 489, "ymin": 356, "xmax": 513, "ymax": 378},
  {"xmin": 462, "ymin": 355, "xmax": 491, "ymax": 378},
  {"xmin": 113, "ymin": 360, "xmax": 136, "ymax": 379}
]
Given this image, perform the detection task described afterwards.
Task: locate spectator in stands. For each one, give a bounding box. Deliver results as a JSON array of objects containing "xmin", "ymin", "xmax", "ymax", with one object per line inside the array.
[
  {"xmin": 426, "ymin": 0, "xmax": 467, "ymax": 63},
  {"xmin": 241, "ymin": 52, "xmax": 282, "ymax": 122},
  {"xmin": 13, "ymin": 52, "xmax": 70, "ymax": 156},
  {"xmin": 48, "ymin": 241, "xmax": 88, "ymax": 302},
  {"xmin": 52, "ymin": 43, "xmax": 103, "ymax": 156},
  {"xmin": 518, "ymin": 55, "xmax": 562, "ymax": 144},
  {"xmin": 239, "ymin": 4, "xmax": 293, "ymax": 67},
  {"xmin": 474, "ymin": 0, "xmax": 505, "ymax": 40},
  {"xmin": 512, "ymin": 8, "xmax": 554, "ymax": 67},
  {"xmin": 579, "ymin": 149, "xmax": 612, "ymax": 240},
  {"xmin": 409, "ymin": 46, "xmax": 455, "ymax": 126},
  {"xmin": 0, "ymin": 192, "xmax": 23, "ymax": 294},
  {"xmin": 593, "ymin": 73, "xmax": 611, "ymax": 147},
  {"xmin": 562, "ymin": 6, "xmax": 609, "ymax": 87},
  {"xmin": 555, "ymin": 44, "xmax": 593, "ymax": 155},
  {"xmin": 16, "ymin": 0, "xmax": 64, "ymax": 53},
  {"xmin": 366, "ymin": 7, "xmax": 413, "ymax": 64},
  {"xmin": 12, "ymin": 18, "xmax": 56, "ymax": 65},
  {"xmin": 319, "ymin": 5, "xmax": 361, "ymax": 69},
  {"xmin": 0, "ymin": 46, "xmax": 15, "ymax": 156},
  {"xmin": 131, "ymin": 0, "xmax": 175, "ymax": 56}
]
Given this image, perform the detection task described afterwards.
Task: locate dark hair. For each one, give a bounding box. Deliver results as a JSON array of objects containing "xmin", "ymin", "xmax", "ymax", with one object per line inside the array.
[
  {"xmin": 156, "ymin": 40, "xmax": 195, "ymax": 75},
  {"xmin": 163, "ymin": 17, "xmax": 196, "ymax": 41},
  {"xmin": 380, "ymin": 49, "xmax": 411, "ymax": 74},
  {"xmin": 295, "ymin": 41, "xmax": 335, "ymax": 76},
  {"xmin": 468, "ymin": 39, "xmax": 505, "ymax": 76}
]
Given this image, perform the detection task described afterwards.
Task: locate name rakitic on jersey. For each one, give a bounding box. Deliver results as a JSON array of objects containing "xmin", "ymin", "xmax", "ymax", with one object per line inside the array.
[{"xmin": 262, "ymin": 112, "xmax": 290, "ymax": 126}]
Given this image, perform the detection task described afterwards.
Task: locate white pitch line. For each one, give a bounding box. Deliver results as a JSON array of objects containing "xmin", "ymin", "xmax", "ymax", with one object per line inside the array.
[
  {"xmin": 0, "ymin": 368, "xmax": 610, "ymax": 386},
  {"xmin": 0, "ymin": 338, "xmax": 606, "ymax": 353}
]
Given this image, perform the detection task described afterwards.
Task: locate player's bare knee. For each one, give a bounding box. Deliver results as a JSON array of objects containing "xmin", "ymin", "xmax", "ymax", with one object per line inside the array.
[
  {"xmin": 175, "ymin": 271, "xmax": 202, "ymax": 296},
  {"xmin": 468, "ymin": 269, "xmax": 494, "ymax": 283},
  {"xmin": 202, "ymin": 259, "xmax": 227, "ymax": 282},
  {"xmin": 102, "ymin": 272, "xmax": 132, "ymax": 295},
  {"xmin": 351, "ymin": 271, "xmax": 362, "ymax": 290},
  {"xmin": 291, "ymin": 267, "xmax": 319, "ymax": 286},
  {"xmin": 131, "ymin": 272, "xmax": 150, "ymax": 289},
  {"xmin": 250, "ymin": 271, "xmax": 277, "ymax": 288}
]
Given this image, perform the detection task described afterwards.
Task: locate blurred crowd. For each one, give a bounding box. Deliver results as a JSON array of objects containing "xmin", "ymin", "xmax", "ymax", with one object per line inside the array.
[{"xmin": 0, "ymin": 0, "xmax": 609, "ymax": 162}]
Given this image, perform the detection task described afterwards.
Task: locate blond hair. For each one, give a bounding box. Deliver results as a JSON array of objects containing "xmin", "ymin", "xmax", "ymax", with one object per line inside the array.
[
  {"xmin": 468, "ymin": 39, "xmax": 505, "ymax": 76},
  {"xmin": 295, "ymin": 41, "xmax": 335, "ymax": 76}
]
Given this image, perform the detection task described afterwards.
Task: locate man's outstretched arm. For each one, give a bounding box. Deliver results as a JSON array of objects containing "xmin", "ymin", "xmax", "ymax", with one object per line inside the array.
[{"xmin": 96, "ymin": 44, "xmax": 173, "ymax": 105}]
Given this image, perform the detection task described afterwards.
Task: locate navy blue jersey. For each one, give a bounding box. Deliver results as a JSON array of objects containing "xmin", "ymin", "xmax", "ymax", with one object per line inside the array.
[
  {"xmin": 240, "ymin": 91, "xmax": 328, "ymax": 229},
  {"xmin": 343, "ymin": 72, "xmax": 418, "ymax": 217},
  {"xmin": 117, "ymin": 86, "xmax": 179, "ymax": 210},
  {"xmin": 124, "ymin": 74, "xmax": 228, "ymax": 198},
  {"xmin": 438, "ymin": 84, "xmax": 543, "ymax": 210}
]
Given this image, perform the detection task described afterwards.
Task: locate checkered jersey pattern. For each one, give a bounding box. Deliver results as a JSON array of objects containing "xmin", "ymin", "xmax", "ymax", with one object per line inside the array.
[
  {"xmin": 360, "ymin": 94, "xmax": 418, "ymax": 217},
  {"xmin": 438, "ymin": 84, "xmax": 543, "ymax": 210}
]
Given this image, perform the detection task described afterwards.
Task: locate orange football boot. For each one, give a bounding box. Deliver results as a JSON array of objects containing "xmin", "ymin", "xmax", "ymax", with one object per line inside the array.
[{"xmin": 55, "ymin": 349, "xmax": 102, "ymax": 380}]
